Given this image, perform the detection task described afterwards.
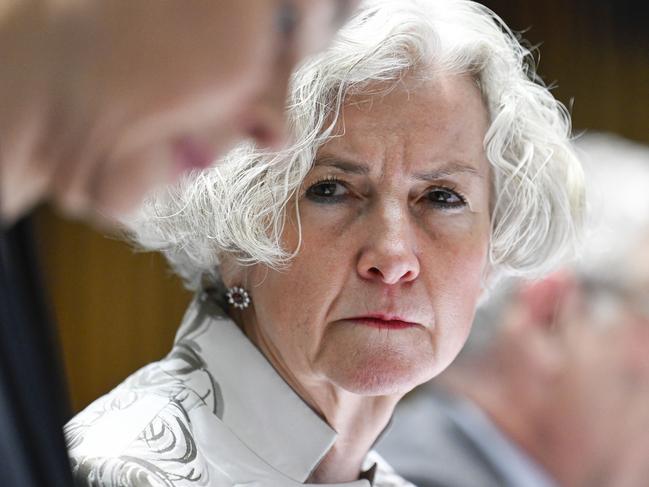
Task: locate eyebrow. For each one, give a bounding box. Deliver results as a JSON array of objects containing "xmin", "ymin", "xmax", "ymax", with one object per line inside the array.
[
  {"xmin": 413, "ymin": 161, "xmax": 485, "ymax": 181},
  {"xmin": 314, "ymin": 155, "xmax": 484, "ymax": 180},
  {"xmin": 314, "ymin": 155, "xmax": 370, "ymax": 175}
]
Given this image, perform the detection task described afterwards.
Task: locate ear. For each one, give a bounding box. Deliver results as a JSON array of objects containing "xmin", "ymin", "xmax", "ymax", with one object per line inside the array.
[
  {"xmin": 497, "ymin": 272, "xmax": 579, "ymax": 384},
  {"xmin": 516, "ymin": 270, "xmax": 579, "ymax": 329}
]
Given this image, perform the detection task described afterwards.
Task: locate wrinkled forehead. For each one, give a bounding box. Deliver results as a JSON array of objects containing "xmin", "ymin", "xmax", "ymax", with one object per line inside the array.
[{"xmin": 315, "ymin": 74, "xmax": 490, "ymax": 176}]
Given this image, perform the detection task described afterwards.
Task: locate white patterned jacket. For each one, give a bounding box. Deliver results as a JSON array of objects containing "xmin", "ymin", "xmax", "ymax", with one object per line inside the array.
[{"xmin": 65, "ymin": 294, "xmax": 416, "ymax": 487}]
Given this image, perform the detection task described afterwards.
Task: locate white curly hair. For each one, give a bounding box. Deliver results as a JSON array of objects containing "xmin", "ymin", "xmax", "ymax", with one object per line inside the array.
[{"xmin": 127, "ymin": 0, "xmax": 585, "ymax": 291}]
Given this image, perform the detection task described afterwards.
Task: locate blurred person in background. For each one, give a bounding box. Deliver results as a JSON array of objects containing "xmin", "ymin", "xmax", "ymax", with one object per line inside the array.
[
  {"xmin": 377, "ymin": 133, "xmax": 649, "ymax": 487},
  {"xmin": 63, "ymin": 0, "xmax": 585, "ymax": 485},
  {"xmin": 0, "ymin": 0, "xmax": 357, "ymax": 484}
]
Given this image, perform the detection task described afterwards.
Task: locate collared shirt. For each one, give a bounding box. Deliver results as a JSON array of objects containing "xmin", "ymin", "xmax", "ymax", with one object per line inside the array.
[{"xmin": 65, "ymin": 293, "xmax": 414, "ymax": 487}]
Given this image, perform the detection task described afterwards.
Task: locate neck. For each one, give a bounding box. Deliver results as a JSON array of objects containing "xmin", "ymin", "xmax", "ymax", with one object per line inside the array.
[
  {"xmin": 236, "ymin": 309, "xmax": 401, "ymax": 484},
  {"xmin": 305, "ymin": 386, "xmax": 399, "ymax": 483}
]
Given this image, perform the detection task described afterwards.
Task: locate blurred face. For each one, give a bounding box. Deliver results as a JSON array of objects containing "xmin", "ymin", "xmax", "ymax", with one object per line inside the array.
[
  {"xmin": 50, "ymin": 0, "xmax": 357, "ymax": 219},
  {"xmin": 537, "ymin": 240, "xmax": 649, "ymax": 484},
  {"xmin": 233, "ymin": 74, "xmax": 491, "ymax": 397}
]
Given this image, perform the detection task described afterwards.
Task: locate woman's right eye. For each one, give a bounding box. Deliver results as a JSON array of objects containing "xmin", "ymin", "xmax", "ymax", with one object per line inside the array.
[{"xmin": 305, "ymin": 179, "xmax": 349, "ymax": 202}]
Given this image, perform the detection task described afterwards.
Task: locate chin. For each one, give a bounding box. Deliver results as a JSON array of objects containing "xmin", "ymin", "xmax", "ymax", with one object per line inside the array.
[{"xmin": 324, "ymin": 349, "xmax": 438, "ymax": 397}]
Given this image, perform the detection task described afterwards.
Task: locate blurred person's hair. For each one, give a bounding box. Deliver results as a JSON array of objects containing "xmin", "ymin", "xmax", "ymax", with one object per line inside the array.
[
  {"xmin": 460, "ymin": 132, "xmax": 649, "ymax": 359},
  {"xmin": 126, "ymin": 0, "xmax": 584, "ymax": 290}
]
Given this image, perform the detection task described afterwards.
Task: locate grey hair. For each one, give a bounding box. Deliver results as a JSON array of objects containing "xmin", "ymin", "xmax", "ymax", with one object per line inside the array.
[{"xmin": 127, "ymin": 0, "xmax": 585, "ymax": 291}]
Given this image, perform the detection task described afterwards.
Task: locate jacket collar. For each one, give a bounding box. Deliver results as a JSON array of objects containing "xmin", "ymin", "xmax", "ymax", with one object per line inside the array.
[{"xmin": 173, "ymin": 293, "xmax": 339, "ymax": 484}]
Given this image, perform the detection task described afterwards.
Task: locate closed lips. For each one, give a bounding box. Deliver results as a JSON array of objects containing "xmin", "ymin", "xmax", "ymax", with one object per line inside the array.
[{"xmin": 344, "ymin": 315, "xmax": 421, "ymax": 329}]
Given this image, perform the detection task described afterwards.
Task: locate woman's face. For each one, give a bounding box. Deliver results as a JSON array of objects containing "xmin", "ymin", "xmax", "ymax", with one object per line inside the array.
[
  {"xmin": 51, "ymin": 0, "xmax": 356, "ymax": 219},
  {"xmin": 236, "ymin": 74, "xmax": 491, "ymax": 397}
]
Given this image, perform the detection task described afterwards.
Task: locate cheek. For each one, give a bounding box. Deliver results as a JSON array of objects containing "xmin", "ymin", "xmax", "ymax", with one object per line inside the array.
[
  {"xmin": 148, "ymin": 2, "xmax": 274, "ymax": 87},
  {"xmin": 424, "ymin": 225, "xmax": 490, "ymax": 360},
  {"xmin": 105, "ymin": 4, "xmax": 275, "ymax": 133},
  {"xmin": 89, "ymin": 143, "xmax": 174, "ymax": 219},
  {"xmin": 437, "ymin": 203, "xmax": 490, "ymax": 278},
  {"xmin": 247, "ymin": 210, "xmax": 353, "ymax": 347},
  {"xmin": 247, "ymin": 258, "xmax": 335, "ymax": 356},
  {"xmin": 297, "ymin": 1, "xmax": 340, "ymax": 56}
]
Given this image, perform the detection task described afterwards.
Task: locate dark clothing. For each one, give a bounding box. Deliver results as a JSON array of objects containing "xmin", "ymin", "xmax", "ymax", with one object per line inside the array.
[{"xmin": 0, "ymin": 216, "xmax": 73, "ymax": 485}]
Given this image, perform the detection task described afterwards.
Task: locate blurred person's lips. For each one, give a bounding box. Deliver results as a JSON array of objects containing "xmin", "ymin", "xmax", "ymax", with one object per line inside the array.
[
  {"xmin": 342, "ymin": 313, "xmax": 422, "ymax": 330},
  {"xmin": 171, "ymin": 136, "xmax": 216, "ymax": 175}
]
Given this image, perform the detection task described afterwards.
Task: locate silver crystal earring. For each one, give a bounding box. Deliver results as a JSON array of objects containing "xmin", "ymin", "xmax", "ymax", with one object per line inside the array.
[{"xmin": 225, "ymin": 286, "xmax": 251, "ymax": 310}]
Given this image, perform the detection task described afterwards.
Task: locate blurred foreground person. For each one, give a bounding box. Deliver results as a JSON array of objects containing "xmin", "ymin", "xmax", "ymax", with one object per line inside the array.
[
  {"xmin": 377, "ymin": 133, "xmax": 649, "ymax": 487},
  {"xmin": 0, "ymin": 0, "xmax": 356, "ymax": 222},
  {"xmin": 0, "ymin": 1, "xmax": 356, "ymax": 485}
]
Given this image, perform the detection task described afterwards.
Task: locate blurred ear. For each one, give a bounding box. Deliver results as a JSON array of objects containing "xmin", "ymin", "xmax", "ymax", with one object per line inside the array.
[
  {"xmin": 495, "ymin": 272, "xmax": 580, "ymax": 383},
  {"xmin": 516, "ymin": 270, "xmax": 579, "ymax": 330}
]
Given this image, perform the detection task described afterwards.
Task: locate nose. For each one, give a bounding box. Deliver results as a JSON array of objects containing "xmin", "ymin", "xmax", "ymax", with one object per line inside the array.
[
  {"xmin": 243, "ymin": 58, "xmax": 292, "ymax": 150},
  {"xmin": 356, "ymin": 204, "xmax": 421, "ymax": 285}
]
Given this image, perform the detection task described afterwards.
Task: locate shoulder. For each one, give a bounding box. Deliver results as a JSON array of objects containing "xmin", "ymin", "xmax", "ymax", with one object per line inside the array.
[{"xmin": 65, "ymin": 351, "xmax": 222, "ymax": 486}]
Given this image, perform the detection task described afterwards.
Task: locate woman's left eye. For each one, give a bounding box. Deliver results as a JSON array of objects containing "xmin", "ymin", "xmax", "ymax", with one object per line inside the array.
[
  {"xmin": 426, "ymin": 188, "xmax": 466, "ymax": 209},
  {"xmin": 305, "ymin": 179, "xmax": 349, "ymax": 203}
]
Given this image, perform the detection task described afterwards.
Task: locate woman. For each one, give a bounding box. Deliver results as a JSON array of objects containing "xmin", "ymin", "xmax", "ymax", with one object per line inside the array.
[{"xmin": 65, "ymin": 0, "xmax": 585, "ymax": 485}]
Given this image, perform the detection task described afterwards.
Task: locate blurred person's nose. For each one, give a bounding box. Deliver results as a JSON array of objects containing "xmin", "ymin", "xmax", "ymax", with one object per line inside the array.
[
  {"xmin": 356, "ymin": 200, "xmax": 420, "ymax": 285},
  {"xmin": 243, "ymin": 60, "xmax": 292, "ymax": 150}
]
